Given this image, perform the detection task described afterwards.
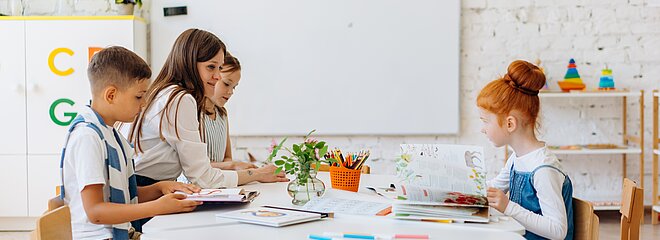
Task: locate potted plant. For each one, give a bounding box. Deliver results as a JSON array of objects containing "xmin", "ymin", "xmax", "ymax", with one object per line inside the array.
[
  {"xmin": 115, "ymin": 0, "xmax": 141, "ymax": 15},
  {"xmin": 268, "ymin": 130, "xmax": 333, "ymax": 205}
]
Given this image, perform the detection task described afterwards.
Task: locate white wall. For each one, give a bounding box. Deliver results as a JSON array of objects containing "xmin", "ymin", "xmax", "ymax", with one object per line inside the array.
[{"xmin": 5, "ymin": 0, "xmax": 660, "ymax": 203}]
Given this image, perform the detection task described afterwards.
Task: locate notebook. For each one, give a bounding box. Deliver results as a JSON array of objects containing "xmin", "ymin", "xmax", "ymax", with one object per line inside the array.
[
  {"xmin": 216, "ymin": 207, "xmax": 325, "ymax": 227},
  {"xmin": 176, "ymin": 188, "xmax": 259, "ymax": 203}
]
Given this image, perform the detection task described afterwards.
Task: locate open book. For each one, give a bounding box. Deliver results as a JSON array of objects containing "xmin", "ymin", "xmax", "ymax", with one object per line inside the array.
[
  {"xmin": 176, "ymin": 188, "xmax": 259, "ymax": 204},
  {"xmin": 393, "ymin": 144, "xmax": 489, "ymax": 223}
]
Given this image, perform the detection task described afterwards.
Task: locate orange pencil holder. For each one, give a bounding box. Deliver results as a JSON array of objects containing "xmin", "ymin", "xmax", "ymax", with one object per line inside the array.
[{"xmin": 329, "ymin": 165, "xmax": 362, "ymax": 192}]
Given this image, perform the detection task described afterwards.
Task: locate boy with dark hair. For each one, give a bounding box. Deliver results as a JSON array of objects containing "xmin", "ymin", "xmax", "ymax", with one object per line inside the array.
[{"xmin": 61, "ymin": 46, "xmax": 201, "ymax": 240}]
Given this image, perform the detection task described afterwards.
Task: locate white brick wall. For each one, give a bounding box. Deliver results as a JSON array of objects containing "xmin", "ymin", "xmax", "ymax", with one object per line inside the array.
[
  {"xmin": 4, "ymin": 0, "xmax": 660, "ymax": 203},
  {"xmin": 0, "ymin": 0, "xmax": 148, "ymax": 17}
]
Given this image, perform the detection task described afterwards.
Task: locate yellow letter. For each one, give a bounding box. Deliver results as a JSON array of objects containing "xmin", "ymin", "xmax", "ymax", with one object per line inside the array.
[{"xmin": 48, "ymin": 48, "xmax": 74, "ymax": 76}]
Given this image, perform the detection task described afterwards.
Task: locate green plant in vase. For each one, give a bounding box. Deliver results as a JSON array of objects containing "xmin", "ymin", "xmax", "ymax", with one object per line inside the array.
[
  {"xmin": 115, "ymin": 0, "xmax": 142, "ymax": 15},
  {"xmin": 267, "ymin": 130, "xmax": 334, "ymax": 205}
]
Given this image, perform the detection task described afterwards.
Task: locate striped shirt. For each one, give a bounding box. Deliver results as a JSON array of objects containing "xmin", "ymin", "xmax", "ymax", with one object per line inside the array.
[{"xmin": 203, "ymin": 110, "xmax": 228, "ymax": 162}]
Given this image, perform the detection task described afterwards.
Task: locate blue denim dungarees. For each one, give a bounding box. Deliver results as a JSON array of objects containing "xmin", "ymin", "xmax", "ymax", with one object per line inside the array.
[{"xmin": 509, "ymin": 164, "xmax": 574, "ymax": 240}]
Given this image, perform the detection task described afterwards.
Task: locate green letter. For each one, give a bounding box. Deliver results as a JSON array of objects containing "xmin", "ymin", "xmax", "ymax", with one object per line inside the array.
[{"xmin": 49, "ymin": 98, "xmax": 77, "ymax": 126}]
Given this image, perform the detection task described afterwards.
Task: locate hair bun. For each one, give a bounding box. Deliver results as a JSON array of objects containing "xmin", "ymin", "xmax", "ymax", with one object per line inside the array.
[{"xmin": 505, "ymin": 60, "xmax": 546, "ymax": 94}]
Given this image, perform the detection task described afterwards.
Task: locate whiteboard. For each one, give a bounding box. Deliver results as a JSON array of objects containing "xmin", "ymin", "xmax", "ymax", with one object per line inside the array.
[{"xmin": 150, "ymin": 0, "xmax": 459, "ymax": 135}]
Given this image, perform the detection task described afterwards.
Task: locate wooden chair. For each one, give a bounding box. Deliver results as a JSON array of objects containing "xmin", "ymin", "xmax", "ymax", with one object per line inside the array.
[
  {"xmin": 573, "ymin": 198, "xmax": 599, "ymax": 240},
  {"xmin": 620, "ymin": 178, "xmax": 644, "ymax": 240},
  {"xmin": 30, "ymin": 196, "xmax": 72, "ymax": 240},
  {"xmin": 313, "ymin": 163, "xmax": 370, "ymax": 174}
]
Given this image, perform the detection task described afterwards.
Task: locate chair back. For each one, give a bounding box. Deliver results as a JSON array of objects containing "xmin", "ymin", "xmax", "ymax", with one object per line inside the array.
[
  {"xmin": 573, "ymin": 197, "xmax": 600, "ymax": 240},
  {"xmin": 620, "ymin": 178, "xmax": 643, "ymax": 240},
  {"xmin": 30, "ymin": 201, "xmax": 72, "ymax": 240}
]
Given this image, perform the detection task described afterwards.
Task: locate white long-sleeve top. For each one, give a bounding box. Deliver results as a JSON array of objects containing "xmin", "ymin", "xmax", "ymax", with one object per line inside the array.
[
  {"xmin": 488, "ymin": 146, "xmax": 569, "ymax": 240},
  {"xmin": 126, "ymin": 85, "xmax": 238, "ymax": 188}
]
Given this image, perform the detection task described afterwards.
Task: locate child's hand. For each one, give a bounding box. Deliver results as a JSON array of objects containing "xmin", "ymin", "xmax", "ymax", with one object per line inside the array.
[
  {"xmin": 153, "ymin": 193, "xmax": 202, "ymax": 215},
  {"xmin": 487, "ymin": 187, "xmax": 509, "ymax": 213},
  {"xmin": 254, "ymin": 164, "xmax": 289, "ymax": 183},
  {"xmin": 155, "ymin": 181, "xmax": 201, "ymax": 195}
]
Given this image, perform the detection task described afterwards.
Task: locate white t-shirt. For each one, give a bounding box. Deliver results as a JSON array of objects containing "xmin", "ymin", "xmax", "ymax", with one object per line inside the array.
[
  {"xmin": 488, "ymin": 146, "xmax": 569, "ymax": 240},
  {"xmin": 63, "ymin": 125, "xmax": 130, "ymax": 240}
]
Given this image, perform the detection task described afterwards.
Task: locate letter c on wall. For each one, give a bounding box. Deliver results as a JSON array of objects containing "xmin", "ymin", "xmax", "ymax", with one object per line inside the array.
[{"xmin": 48, "ymin": 48, "xmax": 74, "ymax": 76}]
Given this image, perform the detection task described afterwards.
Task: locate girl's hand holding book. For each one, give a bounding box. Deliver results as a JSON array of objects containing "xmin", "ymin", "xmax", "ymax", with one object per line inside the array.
[{"xmin": 486, "ymin": 187, "xmax": 509, "ymax": 213}]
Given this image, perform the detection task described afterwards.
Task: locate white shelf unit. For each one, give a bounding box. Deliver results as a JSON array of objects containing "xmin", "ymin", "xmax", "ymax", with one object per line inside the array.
[
  {"xmin": 538, "ymin": 91, "xmax": 642, "ymax": 98},
  {"xmin": 507, "ymin": 90, "xmax": 645, "ymax": 211},
  {"xmin": 652, "ymin": 90, "xmax": 660, "ymax": 224},
  {"xmin": 549, "ymin": 148, "xmax": 641, "ymax": 155}
]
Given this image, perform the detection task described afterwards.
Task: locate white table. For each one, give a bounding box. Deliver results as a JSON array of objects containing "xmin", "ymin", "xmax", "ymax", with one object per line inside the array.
[{"xmin": 142, "ymin": 173, "xmax": 525, "ymax": 240}]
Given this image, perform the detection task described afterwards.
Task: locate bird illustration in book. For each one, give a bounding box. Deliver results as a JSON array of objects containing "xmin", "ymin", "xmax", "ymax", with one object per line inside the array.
[{"xmin": 463, "ymin": 151, "xmax": 483, "ymax": 169}]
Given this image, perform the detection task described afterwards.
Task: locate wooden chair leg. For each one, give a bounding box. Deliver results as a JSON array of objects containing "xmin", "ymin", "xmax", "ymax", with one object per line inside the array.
[
  {"xmin": 630, "ymin": 214, "xmax": 641, "ymax": 240},
  {"xmin": 621, "ymin": 216, "xmax": 630, "ymax": 240}
]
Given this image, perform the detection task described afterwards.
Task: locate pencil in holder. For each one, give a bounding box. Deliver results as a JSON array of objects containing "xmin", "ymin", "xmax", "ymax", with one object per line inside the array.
[{"xmin": 329, "ymin": 165, "xmax": 362, "ymax": 192}]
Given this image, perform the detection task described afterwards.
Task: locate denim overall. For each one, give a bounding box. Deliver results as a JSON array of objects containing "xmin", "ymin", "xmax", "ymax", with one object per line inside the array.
[{"xmin": 509, "ymin": 164, "xmax": 574, "ymax": 240}]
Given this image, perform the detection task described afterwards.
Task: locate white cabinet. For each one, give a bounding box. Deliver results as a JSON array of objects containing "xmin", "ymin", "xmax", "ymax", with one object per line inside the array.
[
  {"xmin": 0, "ymin": 19, "xmax": 28, "ymax": 217},
  {"xmin": 27, "ymin": 155, "xmax": 62, "ymax": 216},
  {"xmin": 0, "ymin": 155, "xmax": 28, "ymax": 216},
  {"xmin": 26, "ymin": 18, "xmax": 146, "ymax": 155},
  {"xmin": 0, "ymin": 16, "xmax": 146, "ymax": 216},
  {"xmin": 0, "ymin": 19, "xmax": 26, "ymax": 155}
]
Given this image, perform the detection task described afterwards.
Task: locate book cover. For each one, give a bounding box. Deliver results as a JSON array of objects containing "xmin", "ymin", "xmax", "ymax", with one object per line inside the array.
[{"xmin": 216, "ymin": 207, "xmax": 323, "ymax": 227}]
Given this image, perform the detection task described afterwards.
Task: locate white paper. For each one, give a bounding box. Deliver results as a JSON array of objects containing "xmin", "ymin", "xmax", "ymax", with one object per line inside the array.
[{"xmin": 301, "ymin": 197, "xmax": 390, "ymax": 216}]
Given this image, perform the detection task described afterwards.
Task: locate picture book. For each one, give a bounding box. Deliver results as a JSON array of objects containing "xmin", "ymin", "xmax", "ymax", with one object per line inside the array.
[{"xmin": 394, "ymin": 144, "xmax": 489, "ymax": 223}]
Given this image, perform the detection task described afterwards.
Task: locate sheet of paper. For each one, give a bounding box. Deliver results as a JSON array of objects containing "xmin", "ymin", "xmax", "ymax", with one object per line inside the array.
[{"xmin": 301, "ymin": 197, "xmax": 390, "ymax": 216}]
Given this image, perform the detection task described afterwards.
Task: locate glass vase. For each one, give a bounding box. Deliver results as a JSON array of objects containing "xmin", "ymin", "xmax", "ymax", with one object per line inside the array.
[{"xmin": 287, "ymin": 168, "xmax": 325, "ymax": 206}]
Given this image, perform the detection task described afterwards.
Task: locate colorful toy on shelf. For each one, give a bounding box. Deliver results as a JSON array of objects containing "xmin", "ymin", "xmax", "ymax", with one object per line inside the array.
[
  {"xmin": 557, "ymin": 58, "xmax": 586, "ymax": 92},
  {"xmin": 598, "ymin": 67, "xmax": 615, "ymax": 90}
]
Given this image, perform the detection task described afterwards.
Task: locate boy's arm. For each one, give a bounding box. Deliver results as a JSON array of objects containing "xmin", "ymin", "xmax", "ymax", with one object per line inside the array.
[
  {"xmin": 137, "ymin": 184, "xmax": 163, "ymax": 203},
  {"xmin": 81, "ymin": 184, "xmax": 201, "ymax": 225}
]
